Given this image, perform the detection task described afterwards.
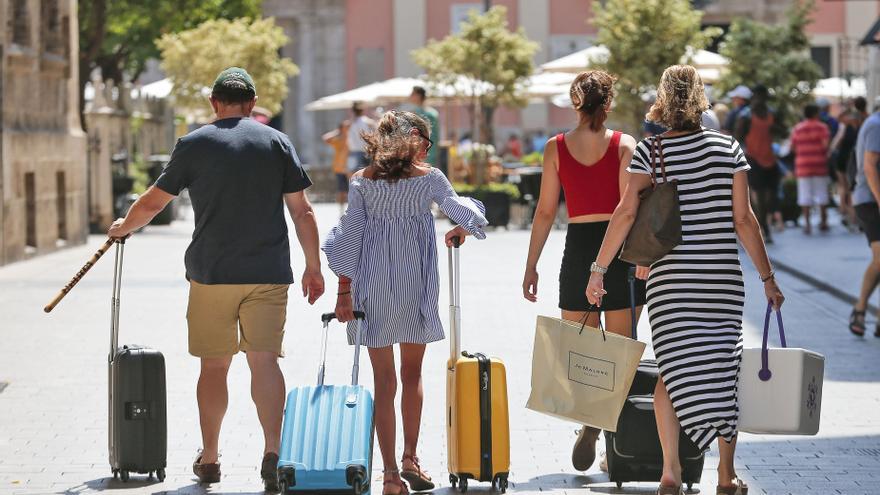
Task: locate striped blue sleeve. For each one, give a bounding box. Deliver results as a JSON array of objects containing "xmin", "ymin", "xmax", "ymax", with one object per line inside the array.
[
  {"xmin": 431, "ymin": 170, "xmax": 488, "ymax": 239},
  {"xmin": 322, "ymin": 183, "xmax": 366, "ymax": 279}
]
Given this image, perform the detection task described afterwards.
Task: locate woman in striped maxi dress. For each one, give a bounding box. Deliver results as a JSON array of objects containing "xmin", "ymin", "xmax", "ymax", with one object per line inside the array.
[
  {"xmin": 323, "ymin": 110, "xmax": 487, "ymax": 495},
  {"xmin": 585, "ymin": 66, "xmax": 784, "ymax": 495}
]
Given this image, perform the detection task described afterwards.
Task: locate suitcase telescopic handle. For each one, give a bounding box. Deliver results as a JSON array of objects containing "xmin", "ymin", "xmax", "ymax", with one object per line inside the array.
[
  {"xmin": 317, "ymin": 311, "xmax": 366, "ymax": 387},
  {"xmin": 447, "ymin": 238, "xmax": 462, "ymax": 362},
  {"xmin": 109, "ymin": 240, "xmax": 125, "ymax": 362}
]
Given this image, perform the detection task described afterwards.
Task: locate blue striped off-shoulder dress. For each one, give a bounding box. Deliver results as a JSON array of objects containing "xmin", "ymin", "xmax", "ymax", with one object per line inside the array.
[{"xmin": 322, "ymin": 167, "xmax": 488, "ymax": 348}]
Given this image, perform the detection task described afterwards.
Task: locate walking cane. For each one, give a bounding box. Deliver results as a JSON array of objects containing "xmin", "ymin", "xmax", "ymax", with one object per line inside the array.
[{"xmin": 44, "ymin": 238, "xmax": 118, "ymax": 313}]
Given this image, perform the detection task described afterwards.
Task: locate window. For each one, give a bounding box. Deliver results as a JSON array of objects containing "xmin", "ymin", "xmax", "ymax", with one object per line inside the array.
[
  {"xmin": 25, "ymin": 173, "xmax": 37, "ymax": 248},
  {"xmin": 811, "ymin": 46, "xmax": 832, "ymax": 78},
  {"xmin": 549, "ymin": 36, "xmax": 593, "ymax": 61},
  {"xmin": 12, "ymin": 0, "xmax": 31, "ymax": 46},
  {"xmin": 451, "ymin": 4, "xmax": 481, "ymax": 34},
  {"xmin": 42, "ymin": 0, "xmax": 62, "ymax": 55},
  {"xmin": 56, "ymin": 172, "xmax": 67, "ymax": 241}
]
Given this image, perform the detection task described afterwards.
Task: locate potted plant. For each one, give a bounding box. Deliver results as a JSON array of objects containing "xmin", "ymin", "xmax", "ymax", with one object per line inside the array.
[{"xmin": 453, "ymin": 182, "xmax": 520, "ymax": 228}]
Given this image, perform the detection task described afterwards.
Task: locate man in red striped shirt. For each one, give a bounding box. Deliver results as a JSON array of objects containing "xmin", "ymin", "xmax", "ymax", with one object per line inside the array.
[{"xmin": 791, "ymin": 103, "xmax": 831, "ymax": 234}]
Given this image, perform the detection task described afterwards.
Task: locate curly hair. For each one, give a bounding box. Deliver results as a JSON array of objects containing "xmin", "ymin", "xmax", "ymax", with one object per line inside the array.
[
  {"xmin": 570, "ymin": 70, "xmax": 616, "ymax": 131},
  {"xmin": 362, "ymin": 110, "xmax": 431, "ymax": 182},
  {"xmin": 646, "ymin": 65, "xmax": 708, "ymax": 131}
]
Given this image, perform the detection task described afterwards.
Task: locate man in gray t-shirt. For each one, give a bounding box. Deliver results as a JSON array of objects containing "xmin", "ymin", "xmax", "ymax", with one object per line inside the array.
[
  {"xmin": 107, "ymin": 67, "xmax": 324, "ymax": 491},
  {"xmin": 850, "ymin": 111, "xmax": 880, "ymax": 336}
]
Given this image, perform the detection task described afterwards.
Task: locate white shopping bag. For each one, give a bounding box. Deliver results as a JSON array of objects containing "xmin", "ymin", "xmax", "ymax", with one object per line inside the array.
[
  {"xmin": 526, "ymin": 315, "xmax": 646, "ymax": 431},
  {"xmin": 738, "ymin": 303, "xmax": 824, "ymax": 435}
]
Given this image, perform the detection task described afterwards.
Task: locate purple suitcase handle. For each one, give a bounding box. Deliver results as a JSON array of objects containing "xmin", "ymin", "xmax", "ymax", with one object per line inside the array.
[{"xmin": 759, "ymin": 301, "xmax": 787, "ymax": 381}]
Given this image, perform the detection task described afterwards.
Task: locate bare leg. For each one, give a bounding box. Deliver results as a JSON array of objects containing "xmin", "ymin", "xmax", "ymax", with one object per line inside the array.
[
  {"xmin": 400, "ymin": 343, "xmax": 426, "ymax": 458},
  {"xmin": 802, "ymin": 207, "xmax": 812, "ymax": 234},
  {"xmin": 368, "ymin": 346, "xmax": 404, "ymax": 494},
  {"xmin": 246, "ymin": 351, "xmax": 285, "ymax": 455},
  {"xmin": 819, "ymin": 205, "xmax": 829, "ymax": 231},
  {"xmin": 717, "ymin": 435, "xmax": 739, "ymax": 488},
  {"xmin": 197, "ymin": 356, "xmax": 233, "ymax": 463},
  {"xmin": 603, "ymin": 306, "xmax": 644, "ymax": 339},
  {"xmin": 856, "ymin": 242, "xmax": 880, "ymax": 312},
  {"xmin": 655, "ymin": 377, "xmax": 682, "ymax": 487}
]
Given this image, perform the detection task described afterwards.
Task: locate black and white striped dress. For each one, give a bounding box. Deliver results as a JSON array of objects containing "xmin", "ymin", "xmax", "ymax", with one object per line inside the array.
[
  {"xmin": 322, "ymin": 168, "xmax": 488, "ymax": 348},
  {"xmin": 628, "ymin": 128, "xmax": 750, "ymax": 450}
]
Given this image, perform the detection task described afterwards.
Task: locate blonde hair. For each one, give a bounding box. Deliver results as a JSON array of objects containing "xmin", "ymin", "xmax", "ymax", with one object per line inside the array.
[
  {"xmin": 646, "ymin": 65, "xmax": 708, "ymax": 131},
  {"xmin": 569, "ymin": 70, "xmax": 616, "ymax": 131},
  {"xmin": 362, "ymin": 110, "xmax": 430, "ymax": 181}
]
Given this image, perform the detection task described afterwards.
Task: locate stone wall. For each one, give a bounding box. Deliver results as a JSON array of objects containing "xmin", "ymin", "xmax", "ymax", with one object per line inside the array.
[
  {"xmin": 84, "ymin": 76, "xmax": 174, "ymax": 231},
  {"xmin": 1, "ymin": 0, "xmax": 88, "ymax": 266}
]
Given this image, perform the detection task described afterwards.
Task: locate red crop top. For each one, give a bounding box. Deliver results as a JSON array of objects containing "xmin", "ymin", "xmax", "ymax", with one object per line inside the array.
[{"xmin": 556, "ymin": 131, "xmax": 622, "ymax": 218}]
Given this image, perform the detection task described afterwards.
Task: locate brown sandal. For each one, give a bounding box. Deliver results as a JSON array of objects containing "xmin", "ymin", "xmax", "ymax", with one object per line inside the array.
[
  {"xmin": 717, "ymin": 478, "xmax": 748, "ymax": 495},
  {"xmin": 383, "ymin": 470, "xmax": 410, "ymax": 495},
  {"xmin": 657, "ymin": 485, "xmax": 683, "ymax": 495},
  {"xmin": 400, "ymin": 454, "xmax": 435, "ymax": 491}
]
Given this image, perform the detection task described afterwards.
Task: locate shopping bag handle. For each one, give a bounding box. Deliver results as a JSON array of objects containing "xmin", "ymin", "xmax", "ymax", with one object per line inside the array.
[
  {"xmin": 577, "ymin": 306, "xmax": 607, "ymax": 341},
  {"xmin": 760, "ymin": 301, "xmax": 787, "ymax": 381}
]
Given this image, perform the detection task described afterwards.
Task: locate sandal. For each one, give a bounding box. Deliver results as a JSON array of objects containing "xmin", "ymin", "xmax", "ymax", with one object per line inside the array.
[
  {"xmin": 401, "ymin": 454, "xmax": 435, "ymax": 491},
  {"xmin": 383, "ymin": 470, "xmax": 410, "ymax": 495},
  {"xmin": 717, "ymin": 477, "xmax": 748, "ymax": 495},
  {"xmin": 657, "ymin": 485, "xmax": 683, "ymax": 495},
  {"xmin": 850, "ymin": 309, "xmax": 867, "ymax": 336}
]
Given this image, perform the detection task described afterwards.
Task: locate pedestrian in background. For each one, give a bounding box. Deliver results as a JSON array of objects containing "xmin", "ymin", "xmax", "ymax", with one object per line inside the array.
[
  {"xmin": 735, "ymin": 85, "xmax": 780, "ymax": 242},
  {"xmin": 323, "ymin": 120, "xmax": 351, "ymax": 216},
  {"xmin": 348, "ymin": 101, "xmax": 377, "ymax": 172},
  {"xmin": 722, "ymin": 85, "xmax": 752, "ymax": 134},
  {"xmin": 586, "ymin": 64, "xmax": 783, "ymax": 495},
  {"xmin": 790, "ymin": 103, "xmax": 831, "ymax": 234},
  {"xmin": 503, "ymin": 133, "xmax": 524, "ymax": 160},
  {"xmin": 403, "ymin": 86, "xmax": 440, "ymax": 166},
  {"xmin": 835, "ymin": 96, "xmax": 868, "ymax": 230},
  {"xmin": 522, "ymin": 69, "xmax": 647, "ymax": 474},
  {"xmin": 850, "ymin": 103, "xmax": 880, "ymax": 336},
  {"xmin": 324, "ymin": 110, "xmax": 487, "ymax": 495},
  {"xmin": 107, "ymin": 67, "xmax": 324, "ymax": 492}
]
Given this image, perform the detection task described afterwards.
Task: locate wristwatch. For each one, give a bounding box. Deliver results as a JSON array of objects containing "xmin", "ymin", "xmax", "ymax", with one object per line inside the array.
[{"xmin": 590, "ymin": 262, "xmax": 608, "ymax": 275}]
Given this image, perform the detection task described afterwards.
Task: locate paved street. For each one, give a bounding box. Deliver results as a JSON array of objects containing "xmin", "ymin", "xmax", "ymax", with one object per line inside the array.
[{"xmin": 1, "ymin": 205, "xmax": 879, "ymax": 495}]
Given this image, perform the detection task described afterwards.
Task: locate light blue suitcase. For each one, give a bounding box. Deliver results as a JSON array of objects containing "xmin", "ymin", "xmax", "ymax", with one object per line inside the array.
[{"xmin": 278, "ymin": 311, "xmax": 374, "ymax": 494}]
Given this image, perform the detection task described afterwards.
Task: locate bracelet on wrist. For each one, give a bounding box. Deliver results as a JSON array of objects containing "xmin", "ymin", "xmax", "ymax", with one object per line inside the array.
[
  {"xmin": 338, "ymin": 291, "xmax": 351, "ymax": 296},
  {"xmin": 761, "ymin": 270, "xmax": 775, "ymax": 283},
  {"xmin": 590, "ymin": 262, "xmax": 608, "ymax": 275}
]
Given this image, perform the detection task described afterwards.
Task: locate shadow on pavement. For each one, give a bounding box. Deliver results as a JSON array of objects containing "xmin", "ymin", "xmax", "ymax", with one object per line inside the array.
[{"xmin": 57, "ymin": 478, "xmax": 265, "ymax": 495}]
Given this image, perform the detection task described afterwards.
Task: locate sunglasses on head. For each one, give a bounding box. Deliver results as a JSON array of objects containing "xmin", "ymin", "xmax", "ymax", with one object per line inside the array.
[{"xmin": 416, "ymin": 129, "xmax": 433, "ymax": 151}]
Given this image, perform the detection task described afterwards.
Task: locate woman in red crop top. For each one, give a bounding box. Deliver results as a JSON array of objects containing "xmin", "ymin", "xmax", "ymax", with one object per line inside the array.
[{"xmin": 522, "ymin": 70, "xmax": 648, "ymax": 472}]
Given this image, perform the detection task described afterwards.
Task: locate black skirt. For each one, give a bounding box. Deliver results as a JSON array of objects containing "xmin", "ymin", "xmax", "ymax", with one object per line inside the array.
[{"xmin": 558, "ymin": 222, "xmax": 646, "ymax": 312}]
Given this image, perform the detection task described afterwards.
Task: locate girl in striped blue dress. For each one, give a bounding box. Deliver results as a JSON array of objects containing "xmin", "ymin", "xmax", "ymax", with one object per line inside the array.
[{"xmin": 323, "ymin": 110, "xmax": 488, "ymax": 495}]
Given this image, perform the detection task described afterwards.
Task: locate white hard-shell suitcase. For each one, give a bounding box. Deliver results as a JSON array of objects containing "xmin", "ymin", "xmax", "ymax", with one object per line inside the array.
[{"xmin": 738, "ymin": 303, "xmax": 824, "ymax": 435}]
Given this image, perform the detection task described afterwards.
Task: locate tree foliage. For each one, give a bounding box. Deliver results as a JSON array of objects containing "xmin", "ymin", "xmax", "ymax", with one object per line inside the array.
[
  {"xmin": 412, "ymin": 6, "xmax": 539, "ymax": 145},
  {"xmin": 592, "ymin": 0, "xmax": 720, "ymax": 133},
  {"xmin": 717, "ymin": 0, "xmax": 822, "ymax": 130},
  {"xmin": 78, "ymin": 0, "xmax": 261, "ymax": 126},
  {"xmin": 157, "ymin": 17, "xmax": 298, "ymax": 116}
]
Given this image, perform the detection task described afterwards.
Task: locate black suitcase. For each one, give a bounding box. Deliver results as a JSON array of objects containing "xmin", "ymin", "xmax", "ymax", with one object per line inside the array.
[
  {"xmin": 107, "ymin": 240, "xmax": 167, "ymax": 482},
  {"xmin": 603, "ymin": 267, "xmax": 705, "ymax": 490}
]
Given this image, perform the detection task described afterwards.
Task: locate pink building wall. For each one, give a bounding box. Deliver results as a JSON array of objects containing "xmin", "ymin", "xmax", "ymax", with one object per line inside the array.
[
  {"xmin": 550, "ymin": 0, "xmax": 595, "ymax": 34},
  {"xmin": 807, "ymin": 0, "xmax": 845, "ymax": 34},
  {"xmin": 345, "ymin": 0, "xmax": 395, "ymax": 88},
  {"xmin": 425, "ymin": 0, "xmax": 519, "ymax": 42}
]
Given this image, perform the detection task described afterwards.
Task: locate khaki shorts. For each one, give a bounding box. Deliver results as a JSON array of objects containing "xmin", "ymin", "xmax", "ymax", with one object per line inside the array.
[{"xmin": 187, "ymin": 281, "xmax": 288, "ymax": 358}]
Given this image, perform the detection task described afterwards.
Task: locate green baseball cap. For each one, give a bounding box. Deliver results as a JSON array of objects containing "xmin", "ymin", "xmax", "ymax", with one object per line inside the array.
[{"xmin": 212, "ymin": 67, "xmax": 256, "ymax": 94}]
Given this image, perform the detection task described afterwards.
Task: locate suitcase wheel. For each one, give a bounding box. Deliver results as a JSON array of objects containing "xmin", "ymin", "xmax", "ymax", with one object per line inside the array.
[
  {"xmin": 279, "ymin": 479, "xmax": 290, "ymax": 494},
  {"xmin": 156, "ymin": 468, "xmax": 166, "ymax": 482},
  {"xmin": 493, "ymin": 475, "xmax": 509, "ymax": 493},
  {"xmin": 686, "ymin": 482, "xmax": 693, "ymax": 492},
  {"xmin": 449, "ymin": 474, "xmax": 458, "ymax": 488},
  {"xmin": 616, "ymin": 481, "xmax": 623, "ymax": 489},
  {"xmin": 458, "ymin": 477, "xmax": 468, "ymax": 493},
  {"xmin": 120, "ymin": 470, "xmax": 130, "ymax": 482}
]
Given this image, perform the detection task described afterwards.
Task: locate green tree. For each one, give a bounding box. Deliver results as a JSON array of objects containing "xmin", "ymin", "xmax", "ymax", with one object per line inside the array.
[
  {"xmin": 717, "ymin": 0, "xmax": 822, "ymax": 131},
  {"xmin": 79, "ymin": 0, "xmax": 261, "ymax": 126},
  {"xmin": 157, "ymin": 17, "xmax": 298, "ymax": 116},
  {"xmin": 592, "ymin": 0, "xmax": 720, "ymax": 133},
  {"xmin": 412, "ymin": 6, "xmax": 539, "ymax": 148}
]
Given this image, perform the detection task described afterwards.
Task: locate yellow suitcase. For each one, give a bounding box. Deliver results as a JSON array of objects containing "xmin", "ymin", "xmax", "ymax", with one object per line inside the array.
[{"xmin": 446, "ymin": 239, "xmax": 510, "ymax": 493}]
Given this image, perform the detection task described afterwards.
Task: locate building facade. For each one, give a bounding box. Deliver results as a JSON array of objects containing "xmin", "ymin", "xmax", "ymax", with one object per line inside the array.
[
  {"xmin": 265, "ymin": 0, "xmax": 880, "ymax": 165},
  {"xmin": 1, "ymin": 0, "xmax": 88, "ymax": 266}
]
